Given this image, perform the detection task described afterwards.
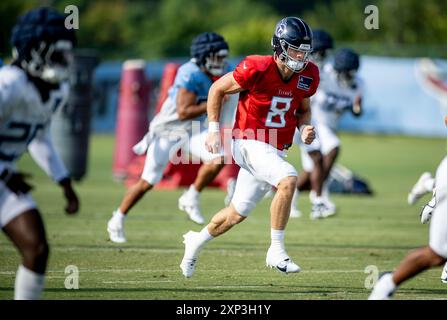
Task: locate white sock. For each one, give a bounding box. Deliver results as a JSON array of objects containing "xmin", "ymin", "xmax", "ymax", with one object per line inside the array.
[
  {"xmin": 384, "ymin": 273, "xmax": 396, "ymax": 287},
  {"xmin": 186, "ymin": 185, "xmax": 200, "ymax": 198},
  {"xmin": 270, "ymin": 229, "xmax": 285, "ymax": 251},
  {"xmin": 114, "ymin": 209, "xmax": 126, "ymax": 223},
  {"xmin": 184, "ymin": 228, "xmax": 213, "ymax": 260},
  {"xmin": 197, "ymin": 227, "xmax": 214, "ymax": 243},
  {"xmin": 14, "ymin": 265, "xmax": 45, "ymax": 300}
]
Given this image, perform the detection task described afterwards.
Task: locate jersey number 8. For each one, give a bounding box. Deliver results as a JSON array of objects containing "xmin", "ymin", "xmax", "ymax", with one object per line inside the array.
[{"xmin": 265, "ymin": 96, "xmax": 292, "ymax": 128}]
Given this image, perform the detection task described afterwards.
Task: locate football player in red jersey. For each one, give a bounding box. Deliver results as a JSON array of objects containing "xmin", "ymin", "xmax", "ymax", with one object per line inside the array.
[{"xmin": 180, "ymin": 17, "xmax": 319, "ymax": 277}]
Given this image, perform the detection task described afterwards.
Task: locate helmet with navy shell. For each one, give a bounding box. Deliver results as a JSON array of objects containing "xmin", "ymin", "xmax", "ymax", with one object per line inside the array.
[
  {"xmin": 190, "ymin": 32, "xmax": 229, "ymax": 77},
  {"xmin": 310, "ymin": 29, "xmax": 333, "ymax": 68},
  {"xmin": 11, "ymin": 7, "xmax": 76, "ymax": 84},
  {"xmin": 333, "ymin": 48, "xmax": 360, "ymax": 88},
  {"xmin": 271, "ymin": 17, "xmax": 313, "ymax": 72}
]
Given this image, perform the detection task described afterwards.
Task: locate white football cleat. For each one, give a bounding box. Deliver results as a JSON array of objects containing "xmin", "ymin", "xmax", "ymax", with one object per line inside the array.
[
  {"xmin": 420, "ymin": 192, "xmax": 436, "ymax": 224},
  {"xmin": 408, "ymin": 172, "xmax": 433, "ymax": 205},
  {"xmin": 368, "ymin": 273, "xmax": 396, "ymax": 300},
  {"xmin": 178, "ymin": 192, "xmax": 205, "ymax": 225},
  {"xmin": 107, "ymin": 212, "xmax": 127, "ymax": 243},
  {"xmin": 441, "ymin": 262, "xmax": 447, "ymax": 284},
  {"xmin": 265, "ymin": 247, "xmax": 301, "ymax": 274},
  {"xmin": 180, "ymin": 231, "xmax": 203, "ymax": 278},
  {"xmin": 180, "ymin": 258, "xmax": 197, "ymax": 279},
  {"xmin": 323, "ymin": 198, "xmax": 336, "ymax": 214},
  {"xmin": 310, "ymin": 202, "xmax": 334, "ymax": 220}
]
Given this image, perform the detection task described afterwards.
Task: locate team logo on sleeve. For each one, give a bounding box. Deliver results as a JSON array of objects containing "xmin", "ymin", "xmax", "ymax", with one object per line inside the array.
[{"xmin": 297, "ymin": 76, "xmax": 313, "ymax": 91}]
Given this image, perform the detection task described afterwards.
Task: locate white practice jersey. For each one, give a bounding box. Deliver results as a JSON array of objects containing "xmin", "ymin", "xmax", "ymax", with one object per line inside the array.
[
  {"xmin": 150, "ymin": 61, "xmax": 232, "ymax": 135},
  {"xmin": 311, "ymin": 64, "xmax": 363, "ymax": 131},
  {"xmin": 0, "ymin": 65, "xmax": 68, "ymax": 181}
]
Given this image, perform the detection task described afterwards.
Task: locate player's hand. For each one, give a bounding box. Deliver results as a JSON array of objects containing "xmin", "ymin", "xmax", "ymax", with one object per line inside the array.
[
  {"xmin": 352, "ymin": 96, "xmax": 362, "ymax": 117},
  {"xmin": 301, "ymin": 125, "xmax": 316, "ymax": 145},
  {"xmin": 59, "ymin": 178, "xmax": 79, "ymax": 215},
  {"xmin": 5, "ymin": 172, "xmax": 33, "ymax": 195},
  {"xmin": 205, "ymin": 131, "xmax": 221, "ymax": 154}
]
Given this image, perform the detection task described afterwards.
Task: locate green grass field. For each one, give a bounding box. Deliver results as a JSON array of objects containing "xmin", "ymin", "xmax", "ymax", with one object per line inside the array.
[{"xmin": 1, "ymin": 133, "xmax": 446, "ymax": 300}]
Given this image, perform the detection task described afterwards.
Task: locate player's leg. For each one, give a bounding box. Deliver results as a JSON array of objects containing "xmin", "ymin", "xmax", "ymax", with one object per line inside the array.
[
  {"xmin": 369, "ymin": 246, "xmax": 445, "ymax": 300},
  {"xmin": 1, "ymin": 190, "xmax": 47, "ymax": 300},
  {"xmin": 322, "ymin": 147, "xmax": 339, "ymax": 182},
  {"xmin": 296, "ymin": 171, "xmax": 311, "ymax": 191},
  {"xmin": 306, "ymin": 150, "xmax": 336, "ymax": 219},
  {"xmin": 370, "ymin": 156, "xmax": 447, "ymax": 299},
  {"xmin": 178, "ymin": 158, "xmax": 224, "ymax": 225},
  {"xmin": 178, "ymin": 130, "xmax": 225, "ymax": 225},
  {"xmin": 232, "ymin": 139, "xmax": 301, "ymax": 273},
  {"xmin": 317, "ymin": 125, "xmax": 340, "ymax": 216},
  {"xmin": 291, "ymin": 142, "xmax": 319, "ymax": 218},
  {"xmin": 107, "ymin": 136, "xmax": 178, "ymax": 243},
  {"xmin": 267, "ymin": 173, "xmax": 301, "ymax": 273},
  {"xmin": 180, "ymin": 167, "xmax": 269, "ymax": 278},
  {"xmin": 293, "ymin": 131, "xmax": 312, "ymax": 193}
]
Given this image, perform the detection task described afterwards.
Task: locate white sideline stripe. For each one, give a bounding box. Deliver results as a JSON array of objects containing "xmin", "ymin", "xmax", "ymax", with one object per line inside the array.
[{"xmin": 0, "ymin": 269, "xmax": 367, "ymax": 275}]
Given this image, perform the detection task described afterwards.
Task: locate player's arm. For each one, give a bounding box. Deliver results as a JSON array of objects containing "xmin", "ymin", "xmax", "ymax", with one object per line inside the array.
[
  {"xmin": 296, "ymin": 97, "xmax": 316, "ymax": 145},
  {"xmin": 176, "ymin": 87, "xmax": 207, "ymax": 121},
  {"xmin": 28, "ymin": 128, "xmax": 79, "ymax": 214},
  {"xmin": 206, "ymin": 72, "xmax": 244, "ymax": 153}
]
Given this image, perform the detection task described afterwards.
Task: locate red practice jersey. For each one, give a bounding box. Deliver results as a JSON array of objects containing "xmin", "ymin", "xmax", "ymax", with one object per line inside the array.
[{"xmin": 232, "ymin": 55, "xmax": 319, "ymax": 150}]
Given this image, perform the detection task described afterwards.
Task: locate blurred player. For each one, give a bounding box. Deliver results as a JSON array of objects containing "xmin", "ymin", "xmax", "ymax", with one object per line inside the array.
[
  {"xmin": 1, "ymin": 7, "xmax": 79, "ymax": 299},
  {"xmin": 290, "ymin": 29, "xmax": 334, "ymax": 218},
  {"xmin": 292, "ymin": 48, "xmax": 363, "ymax": 219},
  {"xmin": 369, "ymin": 155, "xmax": 447, "ymax": 299},
  {"xmin": 407, "ymin": 170, "xmax": 446, "ymax": 283},
  {"xmin": 107, "ymin": 32, "xmax": 232, "ymax": 243},
  {"xmin": 180, "ymin": 17, "xmax": 319, "ymax": 278}
]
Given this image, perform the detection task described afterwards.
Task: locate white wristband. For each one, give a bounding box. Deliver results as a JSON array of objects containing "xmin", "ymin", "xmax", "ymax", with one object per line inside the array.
[
  {"xmin": 209, "ymin": 121, "xmax": 220, "ymax": 133},
  {"xmin": 299, "ymin": 125, "xmax": 307, "ymax": 134}
]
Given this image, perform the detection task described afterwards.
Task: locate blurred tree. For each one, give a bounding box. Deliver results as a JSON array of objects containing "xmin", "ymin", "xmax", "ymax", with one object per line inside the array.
[
  {"xmin": 1, "ymin": 0, "xmax": 446, "ymax": 60},
  {"xmin": 303, "ymin": 0, "xmax": 447, "ymax": 57},
  {"xmin": 136, "ymin": 0, "xmax": 279, "ymax": 58},
  {"xmin": 0, "ymin": 0, "xmax": 38, "ymax": 58}
]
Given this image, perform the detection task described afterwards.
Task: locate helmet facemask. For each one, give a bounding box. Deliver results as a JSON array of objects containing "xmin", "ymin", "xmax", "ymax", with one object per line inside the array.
[
  {"xmin": 17, "ymin": 40, "xmax": 73, "ymax": 84},
  {"xmin": 205, "ymin": 49, "xmax": 228, "ymax": 77},
  {"xmin": 278, "ymin": 39, "xmax": 311, "ymax": 73},
  {"xmin": 337, "ymin": 69, "xmax": 358, "ymax": 89}
]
